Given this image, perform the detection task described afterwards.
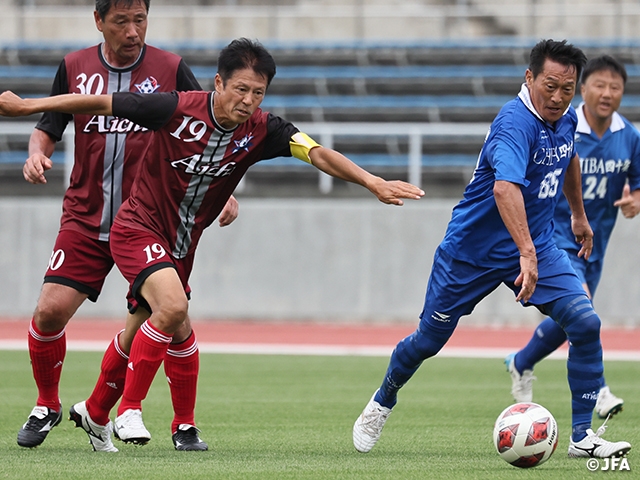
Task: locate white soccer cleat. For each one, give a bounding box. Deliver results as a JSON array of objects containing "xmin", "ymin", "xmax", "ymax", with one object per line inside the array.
[
  {"xmin": 113, "ymin": 409, "xmax": 151, "ymax": 445},
  {"xmin": 505, "ymin": 353, "xmax": 535, "ymax": 403},
  {"xmin": 69, "ymin": 401, "xmax": 118, "ymax": 452},
  {"xmin": 595, "ymin": 386, "xmax": 624, "ymax": 419},
  {"xmin": 353, "ymin": 390, "xmax": 392, "ymax": 453},
  {"xmin": 568, "ymin": 425, "xmax": 631, "ymax": 458}
]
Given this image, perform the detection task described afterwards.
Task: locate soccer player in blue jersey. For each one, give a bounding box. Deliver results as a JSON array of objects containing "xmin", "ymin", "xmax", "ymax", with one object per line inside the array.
[
  {"xmin": 352, "ymin": 40, "xmax": 632, "ymax": 459},
  {"xmin": 506, "ymin": 55, "xmax": 640, "ymax": 419}
]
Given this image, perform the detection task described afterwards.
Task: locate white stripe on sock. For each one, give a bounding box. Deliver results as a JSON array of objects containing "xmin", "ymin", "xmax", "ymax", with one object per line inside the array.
[
  {"xmin": 113, "ymin": 330, "xmax": 129, "ymax": 360},
  {"xmin": 29, "ymin": 323, "xmax": 65, "ymax": 342},
  {"xmin": 141, "ymin": 321, "xmax": 172, "ymax": 344},
  {"xmin": 167, "ymin": 340, "xmax": 198, "ymax": 358}
]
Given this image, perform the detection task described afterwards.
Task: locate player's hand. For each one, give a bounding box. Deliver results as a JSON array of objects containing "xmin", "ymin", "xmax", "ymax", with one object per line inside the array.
[
  {"xmin": 370, "ymin": 178, "xmax": 425, "ymax": 206},
  {"xmin": 218, "ymin": 195, "xmax": 239, "ymax": 227},
  {"xmin": 0, "ymin": 90, "xmax": 27, "ymax": 117},
  {"xmin": 514, "ymin": 253, "xmax": 538, "ymax": 303},
  {"xmin": 571, "ymin": 214, "xmax": 593, "ymax": 260},
  {"xmin": 613, "ymin": 184, "xmax": 640, "ymax": 218},
  {"xmin": 23, "ymin": 153, "xmax": 53, "ymax": 184}
]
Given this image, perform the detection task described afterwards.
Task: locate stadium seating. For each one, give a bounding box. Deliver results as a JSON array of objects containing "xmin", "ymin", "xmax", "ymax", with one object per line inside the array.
[{"xmin": 2, "ymin": 39, "xmax": 640, "ymax": 197}]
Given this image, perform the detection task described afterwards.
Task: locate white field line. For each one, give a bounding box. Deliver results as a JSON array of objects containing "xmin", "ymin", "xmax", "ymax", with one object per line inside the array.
[{"xmin": 0, "ymin": 339, "xmax": 638, "ymax": 361}]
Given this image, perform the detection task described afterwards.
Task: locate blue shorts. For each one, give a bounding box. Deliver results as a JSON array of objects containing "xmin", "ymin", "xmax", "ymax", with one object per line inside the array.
[
  {"xmin": 418, "ymin": 245, "xmax": 585, "ymax": 334},
  {"xmin": 564, "ymin": 248, "xmax": 603, "ymax": 297}
]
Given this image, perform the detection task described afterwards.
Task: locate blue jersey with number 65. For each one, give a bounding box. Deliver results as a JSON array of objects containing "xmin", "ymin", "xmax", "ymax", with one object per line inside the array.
[
  {"xmin": 553, "ymin": 103, "xmax": 640, "ymax": 262},
  {"xmin": 440, "ymin": 84, "xmax": 578, "ymax": 268}
]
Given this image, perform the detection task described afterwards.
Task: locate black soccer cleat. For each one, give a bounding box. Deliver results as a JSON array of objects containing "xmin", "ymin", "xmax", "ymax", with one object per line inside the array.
[
  {"xmin": 172, "ymin": 424, "xmax": 208, "ymax": 451},
  {"xmin": 17, "ymin": 405, "xmax": 63, "ymax": 448}
]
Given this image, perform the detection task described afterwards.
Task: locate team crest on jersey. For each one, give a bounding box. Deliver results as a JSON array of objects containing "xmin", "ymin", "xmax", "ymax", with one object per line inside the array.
[
  {"xmin": 135, "ymin": 76, "xmax": 160, "ymax": 94},
  {"xmin": 232, "ymin": 133, "xmax": 254, "ymax": 153}
]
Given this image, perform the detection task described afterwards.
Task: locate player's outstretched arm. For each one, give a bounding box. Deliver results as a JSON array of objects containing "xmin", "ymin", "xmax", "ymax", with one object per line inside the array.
[
  {"xmin": 308, "ymin": 146, "xmax": 424, "ymax": 205},
  {"xmin": 0, "ymin": 91, "xmax": 113, "ymax": 117}
]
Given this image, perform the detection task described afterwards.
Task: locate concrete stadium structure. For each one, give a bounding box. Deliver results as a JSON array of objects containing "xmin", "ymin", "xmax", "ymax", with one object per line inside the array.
[
  {"xmin": 2, "ymin": 197, "xmax": 639, "ymax": 326},
  {"xmin": 0, "ymin": 1, "xmax": 638, "ymax": 43}
]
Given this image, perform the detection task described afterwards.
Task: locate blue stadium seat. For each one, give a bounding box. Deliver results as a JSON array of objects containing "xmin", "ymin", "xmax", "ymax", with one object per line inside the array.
[{"xmin": 2, "ymin": 39, "xmax": 640, "ymax": 188}]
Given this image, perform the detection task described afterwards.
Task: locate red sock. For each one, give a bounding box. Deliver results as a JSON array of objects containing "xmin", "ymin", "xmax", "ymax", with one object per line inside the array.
[
  {"xmin": 164, "ymin": 330, "xmax": 200, "ymax": 433},
  {"xmin": 86, "ymin": 331, "xmax": 128, "ymax": 425},
  {"xmin": 28, "ymin": 318, "xmax": 65, "ymax": 410},
  {"xmin": 117, "ymin": 320, "xmax": 172, "ymax": 415}
]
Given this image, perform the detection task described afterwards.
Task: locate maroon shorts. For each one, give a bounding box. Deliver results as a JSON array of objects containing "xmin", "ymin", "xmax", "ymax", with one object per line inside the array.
[
  {"xmin": 44, "ymin": 229, "xmax": 115, "ymax": 302},
  {"xmin": 110, "ymin": 222, "xmax": 194, "ymax": 313}
]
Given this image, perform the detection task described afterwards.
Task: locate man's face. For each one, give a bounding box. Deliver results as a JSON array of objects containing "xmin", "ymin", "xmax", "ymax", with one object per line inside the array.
[
  {"xmin": 213, "ymin": 68, "xmax": 268, "ymax": 129},
  {"xmin": 581, "ymin": 69, "xmax": 624, "ymax": 123},
  {"xmin": 95, "ymin": 0, "xmax": 148, "ymax": 68},
  {"xmin": 525, "ymin": 59, "xmax": 578, "ymax": 124}
]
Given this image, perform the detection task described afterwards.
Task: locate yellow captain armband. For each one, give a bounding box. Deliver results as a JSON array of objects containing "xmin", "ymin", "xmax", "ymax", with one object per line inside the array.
[{"xmin": 290, "ymin": 132, "xmax": 321, "ymax": 164}]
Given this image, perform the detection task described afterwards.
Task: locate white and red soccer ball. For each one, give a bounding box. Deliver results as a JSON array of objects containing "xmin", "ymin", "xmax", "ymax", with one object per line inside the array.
[{"xmin": 493, "ymin": 402, "xmax": 558, "ymax": 468}]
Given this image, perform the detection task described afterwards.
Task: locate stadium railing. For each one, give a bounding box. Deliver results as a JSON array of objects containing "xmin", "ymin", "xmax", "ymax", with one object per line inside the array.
[{"xmin": 0, "ymin": 121, "xmax": 487, "ymax": 193}]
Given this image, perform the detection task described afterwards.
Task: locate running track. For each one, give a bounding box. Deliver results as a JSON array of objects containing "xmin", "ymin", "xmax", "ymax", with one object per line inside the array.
[{"xmin": 1, "ymin": 318, "xmax": 638, "ymax": 360}]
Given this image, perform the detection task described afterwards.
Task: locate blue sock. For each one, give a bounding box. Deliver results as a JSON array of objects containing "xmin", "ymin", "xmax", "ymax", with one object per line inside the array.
[
  {"xmin": 375, "ymin": 324, "xmax": 452, "ymax": 409},
  {"xmin": 545, "ymin": 294, "xmax": 603, "ymax": 441},
  {"xmin": 515, "ymin": 317, "xmax": 567, "ymax": 372},
  {"xmin": 573, "ymin": 423, "xmax": 590, "ymax": 442}
]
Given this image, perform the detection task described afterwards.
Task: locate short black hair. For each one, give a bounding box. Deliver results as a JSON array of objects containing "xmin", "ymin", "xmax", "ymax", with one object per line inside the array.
[
  {"xmin": 95, "ymin": 0, "xmax": 150, "ymax": 21},
  {"xmin": 582, "ymin": 54, "xmax": 627, "ymax": 85},
  {"xmin": 529, "ymin": 39, "xmax": 587, "ymax": 82},
  {"xmin": 217, "ymin": 38, "xmax": 276, "ymax": 87}
]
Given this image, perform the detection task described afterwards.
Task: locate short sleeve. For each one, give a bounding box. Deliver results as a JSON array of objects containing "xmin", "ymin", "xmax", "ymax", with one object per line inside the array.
[
  {"xmin": 490, "ymin": 123, "xmax": 533, "ymax": 187},
  {"xmin": 262, "ymin": 113, "xmax": 300, "ymax": 159},
  {"xmin": 35, "ymin": 59, "xmax": 73, "ymax": 142},
  {"xmin": 176, "ymin": 59, "xmax": 202, "ymax": 92},
  {"xmin": 627, "ymin": 127, "xmax": 640, "ymax": 192}
]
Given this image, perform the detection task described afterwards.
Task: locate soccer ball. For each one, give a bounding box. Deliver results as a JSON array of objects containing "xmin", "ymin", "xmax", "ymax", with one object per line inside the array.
[{"xmin": 493, "ymin": 402, "xmax": 558, "ymax": 468}]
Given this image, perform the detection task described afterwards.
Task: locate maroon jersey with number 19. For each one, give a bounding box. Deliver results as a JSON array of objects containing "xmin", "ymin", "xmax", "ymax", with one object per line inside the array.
[{"xmin": 112, "ymin": 90, "xmax": 299, "ymax": 260}]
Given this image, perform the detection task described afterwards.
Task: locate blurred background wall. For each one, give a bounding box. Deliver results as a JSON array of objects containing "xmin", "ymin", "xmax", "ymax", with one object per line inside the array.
[
  {"xmin": 2, "ymin": 196, "xmax": 639, "ymax": 326},
  {"xmin": 1, "ymin": 0, "xmax": 639, "ymax": 326},
  {"xmin": 0, "ymin": 1, "xmax": 639, "ymax": 43}
]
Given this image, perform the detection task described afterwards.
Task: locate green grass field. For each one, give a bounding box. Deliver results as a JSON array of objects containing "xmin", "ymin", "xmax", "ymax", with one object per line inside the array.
[{"xmin": 0, "ymin": 350, "xmax": 637, "ymax": 479}]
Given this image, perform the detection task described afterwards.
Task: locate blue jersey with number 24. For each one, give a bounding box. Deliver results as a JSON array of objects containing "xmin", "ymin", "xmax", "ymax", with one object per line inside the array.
[
  {"xmin": 440, "ymin": 84, "xmax": 578, "ymax": 268},
  {"xmin": 553, "ymin": 104, "xmax": 640, "ymax": 262}
]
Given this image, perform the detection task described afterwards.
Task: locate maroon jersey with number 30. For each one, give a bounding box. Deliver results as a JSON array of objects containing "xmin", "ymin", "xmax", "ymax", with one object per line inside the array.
[{"xmin": 36, "ymin": 44, "xmax": 200, "ymax": 241}]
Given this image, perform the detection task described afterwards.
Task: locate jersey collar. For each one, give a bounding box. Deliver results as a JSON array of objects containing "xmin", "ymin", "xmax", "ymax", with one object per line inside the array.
[
  {"xmin": 517, "ymin": 83, "xmax": 572, "ymax": 126},
  {"xmin": 98, "ymin": 42, "xmax": 146, "ymax": 72},
  {"xmin": 576, "ymin": 102, "xmax": 625, "ymax": 134},
  {"xmin": 210, "ymin": 92, "xmax": 238, "ymax": 133}
]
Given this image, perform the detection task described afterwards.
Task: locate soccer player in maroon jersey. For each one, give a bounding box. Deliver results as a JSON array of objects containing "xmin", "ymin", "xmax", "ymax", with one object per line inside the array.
[
  {"xmin": 16, "ymin": 0, "xmax": 236, "ymax": 452},
  {"xmin": 0, "ymin": 37, "xmax": 425, "ymax": 447}
]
